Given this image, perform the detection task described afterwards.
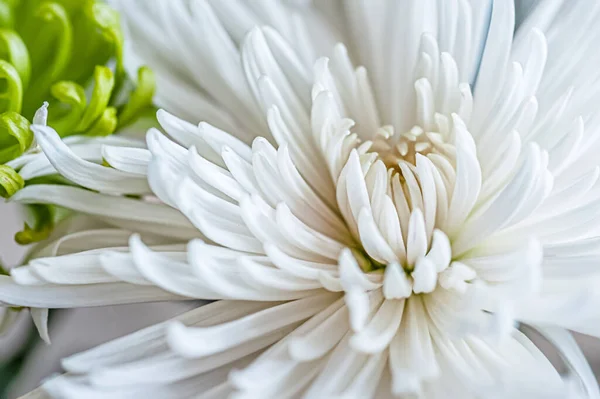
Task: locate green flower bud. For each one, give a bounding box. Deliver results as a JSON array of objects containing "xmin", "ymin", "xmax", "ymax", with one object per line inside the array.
[
  {"xmin": 118, "ymin": 66, "xmax": 155, "ymax": 129},
  {"xmin": 0, "ymin": 28, "xmax": 30, "ymax": 88},
  {"xmin": 0, "ymin": 111, "xmax": 31, "ymax": 163},
  {"xmin": 23, "ymin": 2, "xmax": 73, "ymax": 114},
  {"xmin": 0, "ymin": 163, "xmax": 22, "ymax": 197},
  {"xmin": 48, "ymin": 80, "xmax": 86, "ymax": 133},
  {"xmin": 0, "ymin": 0, "xmax": 156, "ymax": 246},
  {"xmin": 84, "ymin": 105, "xmax": 117, "ymax": 137},
  {"xmin": 14, "ymin": 203, "xmax": 53, "ymax": 244},
  {"xmin": 76, "ymin": 65, "xmax": 114, "ymax": 131},
  {"xmin": 0, "ymin": 59, "xmax": 22, "ymax": 113}
]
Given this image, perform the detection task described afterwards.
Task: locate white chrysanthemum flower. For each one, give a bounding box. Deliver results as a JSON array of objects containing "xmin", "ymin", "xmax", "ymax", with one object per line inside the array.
[{"xmin": 4, "ymin": 0, "xmax": 600, "ymax": 397}]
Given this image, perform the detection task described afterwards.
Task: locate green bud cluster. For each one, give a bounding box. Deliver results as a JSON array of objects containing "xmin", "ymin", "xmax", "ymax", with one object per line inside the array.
[{"xmin": 0, "ymin": 0, "xmax": 155, "ymax": 243}]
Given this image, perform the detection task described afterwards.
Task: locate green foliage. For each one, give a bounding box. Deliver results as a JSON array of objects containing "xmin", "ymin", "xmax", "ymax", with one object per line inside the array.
[
  {"xmin": 14, "ymin": 204, "xmax": 54, "ymax": 244},
  {"xmin": 0, "ymin": 163, "xmax": 22, "ymax": 197},
  {"xmin": 0, "ymin": 0, "xmax": 155, "ymax": 245},
  {"xmin": 0, "ymin": 0, "xmax": 154, "ymax": 154}
]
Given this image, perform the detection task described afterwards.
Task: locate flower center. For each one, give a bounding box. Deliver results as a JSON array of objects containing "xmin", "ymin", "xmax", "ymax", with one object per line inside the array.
[
  {"xmin": 371, "ymin": 125, "xmax": 434, "ymax": 167},
  {"xmin": 338, "ymin": 115, "xmax": 464, "ymax": 297},
  {"xmin": 369, "ymin": 117, "xmax": 454, "ymax": 170}
]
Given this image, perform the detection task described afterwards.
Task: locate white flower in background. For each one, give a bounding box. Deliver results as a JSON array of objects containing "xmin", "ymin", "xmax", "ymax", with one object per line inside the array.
[{"xmin": 3, "ymin": 0, "xmax": 600, "ymax": 397}]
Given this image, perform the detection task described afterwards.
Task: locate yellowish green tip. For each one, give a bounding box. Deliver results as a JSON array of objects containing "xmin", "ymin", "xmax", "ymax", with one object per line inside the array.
[{"xmin": 0, "ymin": 163, "xmax": 23, "ymax": 198}]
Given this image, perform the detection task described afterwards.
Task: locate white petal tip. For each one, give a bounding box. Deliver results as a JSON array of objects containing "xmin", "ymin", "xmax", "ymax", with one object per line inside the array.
[
  {"xmin": 344, "ymin": 289, "xmax": 369, "ymax": 332},
  {"xmin": 288, "ymin": 338, "xmax": 322, "ymax": 361},
  {"xmin": 412, "ymin": 258, "xmax": 437, "ymax": 294},
  {"xmin": 349, "ymin": 332, "xmax": 385, "ymax": 354},
  {"xmin": 33, "ymin": 102, "xmax": 49, "ymax": 126},
  {"xmin": 392, "ymin": 372, "xmax": 422, "ymax": 396},
  {"xmin": 383, "ymin": 263, "xmax": 412, "ymax": 299},
  {"xmin": 31, "ymin": 308, "xmax": 50, "ymax": 345},
  {"xmin": 165, "ymin": 321, "xmax": 193, "ymax": 358}
]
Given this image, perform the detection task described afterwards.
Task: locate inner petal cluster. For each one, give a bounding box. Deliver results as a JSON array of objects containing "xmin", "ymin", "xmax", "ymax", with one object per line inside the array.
[
  {"xmin": 332, "ymin": 120, "xmax": 475, "ymax": 300},
  {"xmin": 370, "ymin": 114, "xmax": 455, "ymax": 168},
  {"xmin": 308, "ymin": 38, "xmax": 479, "ymax": 303},
  {"xmin": 326, "ymin": 92, "xmax": 476, "ymax": 302}
]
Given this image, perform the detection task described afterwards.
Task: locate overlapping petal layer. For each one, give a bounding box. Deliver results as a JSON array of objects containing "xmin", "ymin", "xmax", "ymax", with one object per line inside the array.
[{"xmin": 5, "ymin": 0, "xmax": 600, "ymax": 398}]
